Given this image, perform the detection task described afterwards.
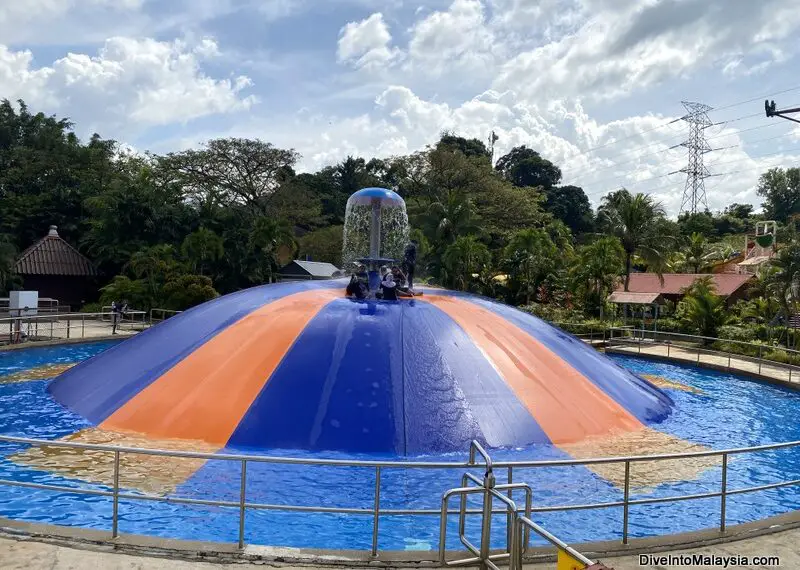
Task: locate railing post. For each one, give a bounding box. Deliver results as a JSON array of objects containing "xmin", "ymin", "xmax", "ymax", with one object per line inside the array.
[
  {"xmin": 372, "ymin": 466, "xmax": 381, "ymax": 557},
  {"xmin": 479, "ymin": 485, "xmax": 493, "ymax": 569},
  {"xmin": 638, "ymin": 335, "xmax": 642, "ymax": 354},
  {"xmin": 66, "ymin": 318, "xmax": 70, "ymax": 339},
  {"xmin": 697, "ymin": 346, "xmax": 701, "ymax": 364},
  {"xmin": 506, "ymin": 466, "xmax": 513, "ymax": 552},
  {"xmin": 82, "ymin": 315, "xmax": 85, "ymax": 338},
  {"xmin": 758, "ymin": 344, "xmax": 763, "ymax": 374},
  {"xmin": 667, "ymin": 341, "xmax": 671, "ymax": 358},
  {"xmin": 622, "ymin": 460, "xmax": 630, "ymax": 544},
  {"xmin": 112, "ymin": 450, "xmax": 120, "ymax": 539},
  {"xmin": 49, "ymin": 319, "xmax": 53, "ymax": 340},
  {"xmin": 720, "ymin": 453, "xmax": 728, "ymax": 533},
  {"xmin": 238, "ymin": 459, "xmax": 247, "ymax": 549},
  {"xmin": 728, "ymin": 353, "xmax": 731, "ymax": 370}
]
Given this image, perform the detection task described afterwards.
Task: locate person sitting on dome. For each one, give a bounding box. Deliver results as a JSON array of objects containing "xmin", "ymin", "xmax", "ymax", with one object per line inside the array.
[
  {"xmin": 346, "ymin": 274, "xmax": 367, "ymax": 300},
  {"xmin": 380, "ymin": 271, "xmax": 398, "ymax": 301},
  {"xmin": 391, "ymin": 266, "xmax": 414, "ymax": 298}
]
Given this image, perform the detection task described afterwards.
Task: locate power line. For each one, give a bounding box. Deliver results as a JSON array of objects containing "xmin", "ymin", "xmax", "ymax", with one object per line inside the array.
[
  {"xmin": 558, "ymin": 85, "xmax": 800, "ymax": 166},
  {"xmin": 586, "ymin": 143, "xmax": 800, "ymax": 200}
]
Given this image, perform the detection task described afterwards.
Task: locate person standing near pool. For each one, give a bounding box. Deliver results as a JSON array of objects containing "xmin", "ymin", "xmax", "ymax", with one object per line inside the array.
[{"xmin": 402, "ymin": 239, "xmax": 417, "ymax": 291}]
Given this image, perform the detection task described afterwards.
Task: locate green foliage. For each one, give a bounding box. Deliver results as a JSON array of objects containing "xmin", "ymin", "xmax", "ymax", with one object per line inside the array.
[
  {"xmin": 441, "ymin": 236, "xmax": 491, "ymax": 292},
  {"xmin": 298, "ymin": 226, "xmax": 344, "ymax": 266},
  {"xmin": 161, "ymin": 274, "xmax": 219, "ymax": 311},
  {"xmin": 756, "ymin": 167, "xmax": 800, "ymax": 223},
  {"xmin": 495, "ymin": 146, "xmax": 562, "ymax": 189},
  {"xmin": 678, "ymin": 276, "xmax": 730, "ymax": 338},
  {"xmin": 597, "ymin": 189, "xmax": 674, "ymax": 290},
  {"xmin": 570, "ymin": 236, "xmax": 625, "ymax": 314},
  {"xmin": 181, "ymin": 228, "xmax": 224, "ymax": 276},
  {"xmin": 503, "ymin": 228, "xmax": 559, "ymax": 305}
]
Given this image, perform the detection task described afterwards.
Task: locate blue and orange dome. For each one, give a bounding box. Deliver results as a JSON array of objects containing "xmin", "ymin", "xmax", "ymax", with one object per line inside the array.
[{"xmin": 49, "ymin": 281, "xmax": 672, "ymax": 455}]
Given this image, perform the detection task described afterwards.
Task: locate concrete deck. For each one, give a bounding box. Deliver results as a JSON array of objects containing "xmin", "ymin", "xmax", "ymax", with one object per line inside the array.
[
  {"xmin": 605, "ymin": 341, "xmax": 800, "ymax": 390},
  {"xmin": 0, "ymin": 529, "xmax": 793, "ymax": 569}
]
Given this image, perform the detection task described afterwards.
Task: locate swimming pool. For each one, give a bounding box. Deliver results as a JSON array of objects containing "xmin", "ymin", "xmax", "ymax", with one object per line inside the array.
[{"xmin": 0, "ymin": 341, "xmax": 799, "ymax": 551}]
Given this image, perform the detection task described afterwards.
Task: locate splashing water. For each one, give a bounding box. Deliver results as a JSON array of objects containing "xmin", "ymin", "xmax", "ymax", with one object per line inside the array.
[{"xmin": 342, "ymin": 189, "xmax": 409, "ymax": 269}]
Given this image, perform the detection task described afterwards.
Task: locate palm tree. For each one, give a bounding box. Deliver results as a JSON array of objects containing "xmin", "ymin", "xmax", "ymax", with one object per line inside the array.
[
  {"xmin": 126, "ymin": 244, "xmax": 178, "ymax": 300},
  {"xmin": 181, "ymin": 227, "xmax": 224, "ymax": 276},
  {"xmin": 570, "ymin": 237, "xmax": 625, "ymax": 313},
  {"xmin": 679, "ymin": 276, "xmax": 730, "ymax": 339},
  {"xmin": 248, "ymin": 217, "xmax": 296, "ymax": 284},
  {"xmin": 741, "ymin": 297, "xmax": 780, "ymax": 324},
  {"xmin": 503, "ymin": 228, "xmax": 558, "ymax": 305},
  {"xmin": 683, "ymin": 232, "xmax": 714, "ymax": 273},
  {"xmin": 765, "ymin": 242, "xmax": 800, "ymax": 319},
  {"xmin": 598, "ymin": 189, "xmax": 673, "ymax": 291},
  {"xmin": 442, "ymin": 236, "xmax": 491, "ymax": 291},
  {"xmin": 423, "ymin": 193, "xmax": 479, "ymax": 247}
]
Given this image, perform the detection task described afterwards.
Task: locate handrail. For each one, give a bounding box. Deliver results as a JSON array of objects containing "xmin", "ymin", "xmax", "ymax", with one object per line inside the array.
[
  {"xmin": 0, "ymin": 434, "xmax": 799, "ymax": 556},
  {"xmin": 556, "ymin": 321, "xmax": 800, "ymax": 358},
  {"xmin": 513, "ymin": 516, "xmax": 594, "ymax": 569}
]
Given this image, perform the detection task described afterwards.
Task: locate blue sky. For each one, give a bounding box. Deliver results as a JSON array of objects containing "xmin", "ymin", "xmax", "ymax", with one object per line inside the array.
[{"xmin": 1, "ymin": 0, "xmax": 799, "ymax": 216}]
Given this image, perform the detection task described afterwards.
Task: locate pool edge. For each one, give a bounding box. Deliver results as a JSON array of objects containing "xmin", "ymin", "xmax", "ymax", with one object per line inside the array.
[{"xmin": 0, "ymin": 509, "xmax": 798, "ymax": 566}]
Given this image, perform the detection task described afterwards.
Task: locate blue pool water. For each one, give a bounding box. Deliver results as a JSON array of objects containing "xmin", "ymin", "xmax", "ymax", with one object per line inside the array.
[{"xmin": 0, "ymin": 342, "xmax": 799, "ymax": 550}]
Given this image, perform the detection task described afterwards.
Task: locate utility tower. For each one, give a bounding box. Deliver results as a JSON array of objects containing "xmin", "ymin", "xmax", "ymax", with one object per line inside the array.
[{"xmin": 678, "ymin": 101, "xmax": 714, "ymax": 215}]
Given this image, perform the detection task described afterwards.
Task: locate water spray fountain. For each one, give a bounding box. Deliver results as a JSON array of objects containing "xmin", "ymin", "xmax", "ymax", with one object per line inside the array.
[{"xmin": 342, "ymin": 187, "xmax": 409, "ymax": 296}]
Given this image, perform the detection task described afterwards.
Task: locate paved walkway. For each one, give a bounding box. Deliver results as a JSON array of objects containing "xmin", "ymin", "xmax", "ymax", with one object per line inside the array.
[
  {"xmin": 0, "ymin": 530, "xmax": 795, "ymax": 568},
  {"xmin": 605, "ymin": 341, "xmax": 800, "ymax": 388}
]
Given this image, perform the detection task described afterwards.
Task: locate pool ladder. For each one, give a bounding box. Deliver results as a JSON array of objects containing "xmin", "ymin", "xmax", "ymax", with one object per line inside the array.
[{"xmin": 439, "ymin": 441, "xmax": 612, "ymax": 570}]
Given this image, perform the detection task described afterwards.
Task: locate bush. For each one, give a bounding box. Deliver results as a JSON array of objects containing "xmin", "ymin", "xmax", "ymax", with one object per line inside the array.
[
  {"xmin": 79, "ymin": 302, "xmax": 103, "ymax": 313},
  {"xmin": 717, "ymin": 325, "xmax": 757, "ymax": 342}
]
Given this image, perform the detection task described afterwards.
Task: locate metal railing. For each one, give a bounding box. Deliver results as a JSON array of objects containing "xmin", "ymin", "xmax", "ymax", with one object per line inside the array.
[
  {"xmin": 149, "ymin": 308, "xmax": 182, "ymax": 324},
  {"xmin": 552, "ymin": 322, "xmax": 800, "ymax": 382},
  {"xmin": 0, "ymin": 434, "xmax": 798, "ymax": 560},
  {"xmin": 0, "ymin": 311, "xmax": 149, "ymax": 345}
]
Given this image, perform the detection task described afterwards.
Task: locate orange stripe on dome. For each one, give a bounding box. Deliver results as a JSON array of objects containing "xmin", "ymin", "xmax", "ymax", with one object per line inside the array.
[
  {"xmin": 101, "ymin": 289, "xmax": 342, "ymax": 444},
  {"xmin": 422, "ymin": 295, "xmax": 643, "ymax": 444}
]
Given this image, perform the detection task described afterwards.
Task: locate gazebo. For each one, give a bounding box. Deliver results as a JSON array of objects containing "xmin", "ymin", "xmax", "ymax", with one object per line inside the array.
[
  {"xmin": 607, "ymin": 291, "xmax": 666, "ymax": 332},
  {"xmin": 14, "ymin": 226, "xmax": 97, "ymax": 310}
]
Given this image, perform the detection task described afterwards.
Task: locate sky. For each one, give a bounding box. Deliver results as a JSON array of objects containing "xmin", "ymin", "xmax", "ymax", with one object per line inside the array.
[{"xmin": 1, "ymin": 0, "xmax": 800, "ymax": 217}]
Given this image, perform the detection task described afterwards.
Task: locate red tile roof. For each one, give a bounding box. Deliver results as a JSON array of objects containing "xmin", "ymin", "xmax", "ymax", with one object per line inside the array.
[
  {"xmin": 15, "ymin": 226, "xmax": 96, "ymax": 277},
  {"xmin": 615, "ymin": 273, "xmax": 753, "ymax": 296}
]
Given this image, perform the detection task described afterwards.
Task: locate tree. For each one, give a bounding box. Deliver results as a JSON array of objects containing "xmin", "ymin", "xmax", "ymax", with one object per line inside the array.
[
  {"xmin": 724, "ymin": 203, "xmax": 754, "ymax": 219},
  {"xmin": 181, "ymin": 228, "xmax": 224, "ymax": 276},
  {"xmin": 0, "ymin": 235, "xmax": 19, "ymax": 295},
  {"xmin": 597, "ymin": 189, "xmax": 673, "ymax": 291},
  {"xmin": 442, "ymin": 236, "xmax": 491, "ymax": 291},
  {"xmin": 248, "ymin": 216, "xmax": 296, "ymax": 284},
  {"xmin": 679, "ymin": 276, "xmax": 730, "ymax": 339},
  {"xmin": 570, "ymin": 237, "xmax": 625, "ymax": 314},
  {"xmin": 677, "ymin": 211, "xmax": 716, "ymax": 237},
  {"xmin": 495, "ymin": 146, "xmax": 562, "ymax": 189},
  {"xmin": 756, "ymin": 167, "xmax": 800, "ymax": 223},
  {"xmin": 436, "ymin": 132, "xmax": 491, "ymax": 160},
  {"xmin": 298, "ymin": 225, "xmax": 344, "ymax": 266},
  {"xmin": 126, "ymin": 244, "xmax": 180, "ymax": 301},
  {"xmin": 160, "ymin": 138, "xmax": 300, "ymax": 216},
  {"xmin": 161, "ymin": 274, "xmax": 219, "ymax": 310},
  {"xmin": 682, "ymin": 233, "xmax": 715, "ymax": 273},
  {"xmin": 765, "ymin": 241, "xmax": 800, "ymax": 318},
  {"xmin": 503, "ymin": 229, "xmax": 559, "ymax": 305},
  {"xmin": 543, "ymin": 185, "xmax": 594, "ymax": 234}
]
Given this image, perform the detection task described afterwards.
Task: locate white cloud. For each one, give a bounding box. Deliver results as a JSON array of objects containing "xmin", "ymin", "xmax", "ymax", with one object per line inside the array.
[
  {"xmin": 0, "ymin": 37, "xmax": 257, "ymax": 133},
  {"xmin": 405, "ymin": 0, "xmax": 498, "ymax": 78},
  {"xmin": 337, "ymin": 13, "xmax": 401, "ymax": 70}
]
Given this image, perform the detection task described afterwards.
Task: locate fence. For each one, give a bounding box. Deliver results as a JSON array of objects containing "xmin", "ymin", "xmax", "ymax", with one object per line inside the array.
[
  {"xmin": 0, "ymin": 311, "xmax": 149, "ymax": 346},
  {"xmin": 149, "ymin": 308, "xmax": 182, "ymax": 324},
  {"xmin": 0, "ymin": 433, "xmax": 797, "ymax": 562},
  {"xmin": 553, "ymin": 322, "xmax": 800, "ymax": 381}
]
